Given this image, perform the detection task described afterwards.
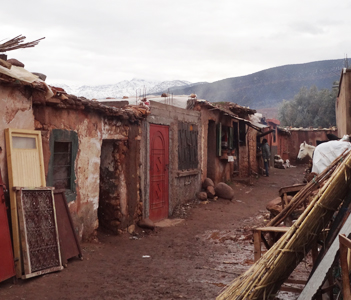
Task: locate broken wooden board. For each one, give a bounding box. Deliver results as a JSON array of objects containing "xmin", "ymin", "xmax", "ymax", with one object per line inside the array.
[
  {"xmin": 297, "ymin": 212, "xmax": 351, "ymax": 300},
  {"xmin": 16, "ymin": 187, "xmax": 63, "ymax": 279},
  {"xmin": 5, "ymin": 128, "xmax": 46, "ymax": 277},
  {"xmin": 54, "ymin": 190, "xmax": 82, "ymax": 265}
]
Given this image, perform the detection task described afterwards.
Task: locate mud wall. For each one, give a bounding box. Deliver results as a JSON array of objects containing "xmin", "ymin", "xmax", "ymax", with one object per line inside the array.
[
  {"xmin": 141, "ymin": 101, "xmax": 201, "ymax": 219},
  {"xmin": 199, "ymin": 107, "xmax": 254, "ymax": 182},
  {"xmin": 99, "ymin": 124, "xmax": 142, "ymax": 234},
  {"xmin": 288, "ymin": 129, "xmax": 338, "ymax": 164},
  {"xmin": 0, "ymin": 84, "xmax": 35, "ymax": 184},
  {"xmin": 33, "ymin": 105, "xmax": 141, "ymax": 240},
  {"xmin": 336, "ymin": 70, "xmax": 351, "ymax": 137},
  {"xmin": 247, "ymin": 127, "xmax": 258, "ymax": 175},
  {"xmin": 199, "ymin": 108, "xmax": 233, "ymax": 183}
]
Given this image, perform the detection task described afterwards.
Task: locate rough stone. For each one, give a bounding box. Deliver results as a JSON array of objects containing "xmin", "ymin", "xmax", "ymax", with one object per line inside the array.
[
  {"xmin": 266, "ymin": 197, "xmax": 283, "ymax": 217},
  {"xmin": 32, "ymin": 72, "xmax": 47, "ymax": 81},
  {"xmin": 7, "ymin": 58, "xmax": 24, "ymax": 67},
  {"xmin": 206, "ymin": 185, "xmax": 215, "ymax": 198},
  {"xmin": 214, "ymin": 182, "xmax": 234, "ymax": 200},
  {"xmin": 127, "ymin": 224, "xmax": 135, "ymax": 234},
  {"xmin": 202, "ymin": 178, "xmax": 215, "ymax": 189},
  {"xmin": 137, "ymin": 218, "xmax": 155, "ymax": 230},
  {"xmin": 197, "ymin": 191, "xmax": 208, "ymax": 201}
]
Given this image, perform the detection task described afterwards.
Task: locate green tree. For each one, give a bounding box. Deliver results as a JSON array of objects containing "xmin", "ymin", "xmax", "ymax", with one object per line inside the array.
[{"xmin": 278, "ymin": 85, "xmax": 337, "ymax": 127}]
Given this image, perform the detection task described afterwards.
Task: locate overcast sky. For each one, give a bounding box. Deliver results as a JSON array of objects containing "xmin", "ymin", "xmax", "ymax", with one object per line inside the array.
[{"xmin": 1, "ymin": 0, "xmax": 350, "ymax": 86}]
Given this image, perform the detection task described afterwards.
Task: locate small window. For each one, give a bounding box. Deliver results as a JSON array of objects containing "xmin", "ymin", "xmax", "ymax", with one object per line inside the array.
[
  {"xmin": 12, "ymin": 136, "xmax": 36, "ymax": 149},
  {"xmin": 48, "ymin": 129, "xmax": 78, "ymax": 203},
  {"xmin": 53, "ymin": 142, "xmax": 72, "ymax": 190},
  {"xmin": 178, "ymin": 122, "xmax": 198, "ymax": 170}
]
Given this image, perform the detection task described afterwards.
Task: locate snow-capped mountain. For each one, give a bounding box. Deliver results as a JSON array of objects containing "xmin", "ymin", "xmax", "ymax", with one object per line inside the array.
[{"xmin": 50, "ymin": 79, "xmax": 193, "ymax": 100}]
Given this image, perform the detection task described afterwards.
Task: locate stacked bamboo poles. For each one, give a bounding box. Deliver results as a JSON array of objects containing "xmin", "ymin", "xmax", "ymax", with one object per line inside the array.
[
  {"xmin": 0, "ymin": 35, "xmax": 45, "ymax": 52},
  {"xmin": 217, "ymin": 150, "xmax": 351, "ymax": 300}
]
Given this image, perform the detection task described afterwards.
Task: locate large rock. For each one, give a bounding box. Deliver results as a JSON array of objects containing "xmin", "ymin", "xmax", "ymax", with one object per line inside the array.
[
  {"xmin": 214, "ymin": 182, "xmax": 234, "ymax": 200},
  {"xmin": 266, "ymin": 197, "xmax": 282, "ymax": 217},
  {"xmin": 206, "ymin": 185, "xmax": 216, "ymax": 199},
  {"xmin": 266, "ymin": 196, "xmax": 293, "ymax": 217},
  {"xmin": 202, "ymin": 178, "xmax": 214, "ymax": 189},
  {"xmin": 197, "ymin": 191, "xmax": 208, "ymax": 201},
  {"xmin": 137, "ymin": 218, "xmax": 155, "ymax": 230}
]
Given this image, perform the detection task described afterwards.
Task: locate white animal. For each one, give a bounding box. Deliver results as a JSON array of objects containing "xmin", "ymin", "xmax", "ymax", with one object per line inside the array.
[
  {"xmin": 298, "ymin": 140, "xmax": 351, "ymax": 174},
  {"xmin": 297, "ymin": 142, "xmax": 315, "ymax": 160}
]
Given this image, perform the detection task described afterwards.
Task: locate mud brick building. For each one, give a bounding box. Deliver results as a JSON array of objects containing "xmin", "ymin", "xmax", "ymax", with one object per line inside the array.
[
  {"xmin": 188, "ymin": 100, "xmax": 261, "ymax": 183},
  {"xmin": 140, "ymin": 101, "xmax": 202, "ymax": 222},
  {"xmin": 0, "ymin": 62, "xmax": 149, "ymax": 240}
]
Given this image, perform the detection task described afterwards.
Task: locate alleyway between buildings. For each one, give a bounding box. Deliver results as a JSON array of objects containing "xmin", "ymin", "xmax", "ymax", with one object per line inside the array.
[{"xmin": 0, "ymin": 165, "xmax": 306, "ymax": 300}]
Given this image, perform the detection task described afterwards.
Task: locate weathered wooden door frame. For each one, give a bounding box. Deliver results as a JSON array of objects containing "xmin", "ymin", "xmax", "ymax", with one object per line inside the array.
[{"xmin": 5, "ymin": 128, "xmax": 46, "ymax": 277}]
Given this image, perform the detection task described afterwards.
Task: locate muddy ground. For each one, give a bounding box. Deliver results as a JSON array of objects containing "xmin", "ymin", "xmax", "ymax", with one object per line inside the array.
[{"xmin": 0, "ymin": 164, "xmax": 309, "ymax": 300}]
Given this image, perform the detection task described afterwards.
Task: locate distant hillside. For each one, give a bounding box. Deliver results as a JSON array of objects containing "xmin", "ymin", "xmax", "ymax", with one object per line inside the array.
[{"xmin": 169, "ymin": 59, "xmax": 344, "ymax": 109}]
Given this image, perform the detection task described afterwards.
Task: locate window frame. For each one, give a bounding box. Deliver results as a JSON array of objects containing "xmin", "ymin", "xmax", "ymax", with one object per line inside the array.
[
  {"xmin": 178, "ymin": 122, "xmax": 198, "ymax": 170},
  {"xmin": 48, "ymin": 129, "xmax": 78, "ymax": 203}
]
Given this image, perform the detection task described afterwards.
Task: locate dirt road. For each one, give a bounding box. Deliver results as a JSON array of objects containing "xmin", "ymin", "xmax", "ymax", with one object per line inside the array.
[{"xmin": 0, "ymin": 165, "xmax": 306, "ymax": 300}]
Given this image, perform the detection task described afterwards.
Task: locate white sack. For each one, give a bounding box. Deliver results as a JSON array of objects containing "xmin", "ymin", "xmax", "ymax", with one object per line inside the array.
[{"xmin": 312, "ymin": 140, "xmax": 351, "ymax": 174}]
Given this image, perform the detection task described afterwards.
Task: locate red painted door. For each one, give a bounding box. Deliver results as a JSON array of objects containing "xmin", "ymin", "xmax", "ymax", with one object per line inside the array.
[
  {"xmin": 0, "ymin": 169, "xmax": 15, "ymax": 282},
  {"xmin": 149, "ymin": 125, "xmax": 169, "ymax": 222}
]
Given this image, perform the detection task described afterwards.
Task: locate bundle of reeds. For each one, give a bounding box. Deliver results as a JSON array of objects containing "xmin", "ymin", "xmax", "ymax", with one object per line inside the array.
[
  {"xmin": 217, "ymin": 150, "xmax": 351, "ymax": 300},
  {"xmin": 0, "ymin": 35, "xmax": 45, "ymax": 52}
]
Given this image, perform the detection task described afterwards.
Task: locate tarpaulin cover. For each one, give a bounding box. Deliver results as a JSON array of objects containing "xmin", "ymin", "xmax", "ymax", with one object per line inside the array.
[
  {"xmin": 312, "ymin": 140, "xmax": 351, "ymax": 174},
  {"xmin": 0, "ymin": 65, "xmax": 38, "ymax": 83}
]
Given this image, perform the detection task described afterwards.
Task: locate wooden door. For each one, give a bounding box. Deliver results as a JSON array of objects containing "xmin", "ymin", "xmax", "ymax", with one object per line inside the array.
[
  {"xmin": 0, "ymin": 169, "xmax": 15, "ymax": 282},
  {"xmin": 5, "ymin": 128, "xmax": 46, "ymax": 277},
  {"xmin": 149, "ymin": 125, "xmax": 169, "ymax": 222}
]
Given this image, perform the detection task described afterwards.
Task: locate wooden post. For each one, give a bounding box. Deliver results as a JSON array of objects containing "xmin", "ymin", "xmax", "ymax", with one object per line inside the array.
[
  {"xmin": 253, "ymin": 230, "xmax": 261, "ymax": 262},
  {"xmin": 339, "ymin": 234, "xmax": 351, "ymax": 300}
]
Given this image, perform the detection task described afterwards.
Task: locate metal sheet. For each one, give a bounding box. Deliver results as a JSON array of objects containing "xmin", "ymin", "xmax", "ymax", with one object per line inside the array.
[
  {"xmin": 16, "ymin": 188, "xmax": 63, "ymax": 278},
  {"xmin": 298, "ymin": 212, "xmax": 351, "ymax": 299},
  {"xmin": 0, "ymin": 169, "xmax": 15, "ymax": 282}
]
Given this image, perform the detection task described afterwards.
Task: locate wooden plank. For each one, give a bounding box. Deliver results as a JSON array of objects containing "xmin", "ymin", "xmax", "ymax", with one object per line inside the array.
[
  {"xmin": 253, "ymin": 230, "xmax": 261, "ymax": 262},
  {"xmin": 280, "ymin": 286, "xmax": 304, "ymax": 293},
  {"xmin": 254, "ymin": 226, "xmax": 290, "ymax": 233},
  {"xmin": 340, "ymin": 233, "xmax": 351, "ymax": 249},
  {"xmin": 278, "ymin": 184, "xmax": 306, "ymax": 196},
  {"xmin": 5, "ymin": 128, "xmax": 46, "ymax": 277},
  {"xmin": 54, "ymin": 190, "xmax": 82, "ymax": 265},
  {"xmin": 298, "ymin": 213, "xmax": 351, "ymax": 300}
]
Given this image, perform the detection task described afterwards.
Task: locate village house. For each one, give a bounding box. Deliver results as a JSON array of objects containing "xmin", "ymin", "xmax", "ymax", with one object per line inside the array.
[
  {"xmin": 0, "ymin": 59, "xmax": 150, "ymax": 242},
  {"xmin": 260, "ymin": 117, "xmax": 337, "ymax": 165},
  {"xmin": 187, "ymin": 99, "xmax": 261, "ymax": 182}
]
